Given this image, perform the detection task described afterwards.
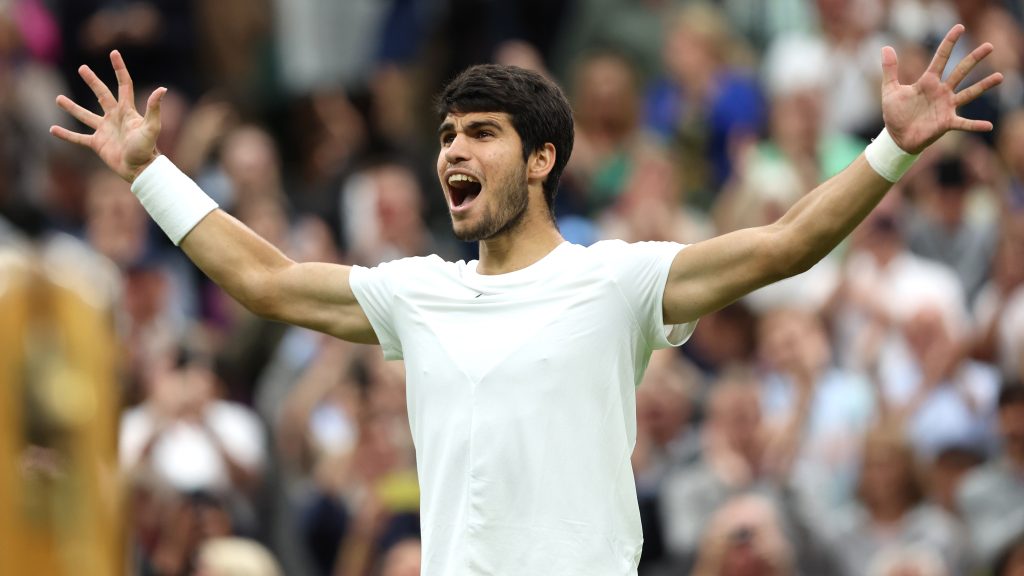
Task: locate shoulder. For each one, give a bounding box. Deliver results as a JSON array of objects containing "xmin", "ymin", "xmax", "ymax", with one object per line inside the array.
[
  {"xmin": 352, "ymin": 254, "xmax": 464, "ymax": 286},
  {"xmin": 587, "ymin": 239, "xmax": 688, "ymax": 258},
  {"xmin": 360, "ymin": 253, "xmax": 454, "ymax": 273}
]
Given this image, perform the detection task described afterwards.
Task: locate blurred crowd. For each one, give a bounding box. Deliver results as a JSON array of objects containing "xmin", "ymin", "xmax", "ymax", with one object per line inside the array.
[{"xmin": 2, "ymin": 0, "xmax": 1024, "ymax": 575}]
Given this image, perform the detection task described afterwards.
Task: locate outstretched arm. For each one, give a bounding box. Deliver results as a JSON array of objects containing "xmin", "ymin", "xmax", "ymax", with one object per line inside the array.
[
  {"xmin": 663, "ymin": 25, "xmax": 1003, "ymax": 325},
  {"xmin": 51, "ymin": 51, "xmax": 377, "ymax": 344}
]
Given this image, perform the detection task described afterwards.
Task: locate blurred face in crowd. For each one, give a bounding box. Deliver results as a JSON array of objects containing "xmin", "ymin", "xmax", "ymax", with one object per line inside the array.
[
  {"xmin": 85, "ymin": 170, "xmax": 147, "ymax": 267},
  {"xmin": 856, "ymin": 192, "xmax": 905, "ymax": 262},
  {"xmin": 222, "ymin": 126, "xmax": 282, "ymax": 200},
  {"xmin": 902, "ymin": 307, "xmax": 953, "ymax": 367},
  {"xmin": 373, "ymin": 164, "xmax": 426, "ymax": 248},
  {"xmin": 859, "ymin": 430, "xmax": 919, "ymax": 516},
  {"xmin": 770, "ymin": 89, "xmax": 824, "ymax": 157},
  {"xmin": 574, "ymin": 53, "xmax": 640, "ymax": 141},
  {"xmin": 636, "ymin": 350, "xmax": 693, "ymax": 445},
  {"xmin": 998, "ymin": 111, "xmax": 1024, "ymax": 178},
  {"xmin": 994, "ymin": 214, "xmax": 1024, "ymax": 293},
  {"xmin": 709, "ymin": 381, "xmax": 762, "ymax": 455},
  {"xmin": 437, "ymin": 112, "xmax": 532, "ymax": 241},
  {"xmin": 705, "ymin": 496, "xmax": 794, "ymax": 576},
  {"xmin": 757, "ymin": 308, "xmax": 830, "ymax": 376}
]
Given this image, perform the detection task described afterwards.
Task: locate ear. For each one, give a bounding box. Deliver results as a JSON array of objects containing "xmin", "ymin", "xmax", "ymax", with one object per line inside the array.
[{"xmin": 527, "ymin": 143, "xmax": 557, "ymax": 182}]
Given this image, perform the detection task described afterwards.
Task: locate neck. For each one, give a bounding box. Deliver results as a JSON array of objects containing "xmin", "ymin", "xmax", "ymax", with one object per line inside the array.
[{"xmin": 476, "ymin": 206, "xmax": 563, "ymax": 275}]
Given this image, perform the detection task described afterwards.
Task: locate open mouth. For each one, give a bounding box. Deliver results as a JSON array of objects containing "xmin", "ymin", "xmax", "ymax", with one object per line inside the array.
[{"xmin": 448, "ymin": 173, "xmax": 482, "ymax": 208}]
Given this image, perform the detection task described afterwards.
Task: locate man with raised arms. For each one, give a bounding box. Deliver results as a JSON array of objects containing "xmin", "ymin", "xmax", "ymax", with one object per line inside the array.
[{"xmin": 52, "ymin": 25, "xmax": 1001, "ymax": 576}]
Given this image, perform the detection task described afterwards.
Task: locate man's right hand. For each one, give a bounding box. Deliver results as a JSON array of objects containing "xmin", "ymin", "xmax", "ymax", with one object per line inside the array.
[{"xmin": 50, "ymin": 50, "xmax": 165, "ymax": 182}]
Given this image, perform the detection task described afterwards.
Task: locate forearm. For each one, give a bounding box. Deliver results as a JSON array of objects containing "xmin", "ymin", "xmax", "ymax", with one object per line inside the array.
[{"xmin": 774, "ymin": 155, "xmax": 893, "ymax": 274}]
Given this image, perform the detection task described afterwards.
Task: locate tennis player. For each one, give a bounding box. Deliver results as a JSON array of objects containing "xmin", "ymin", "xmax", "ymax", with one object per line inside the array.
[{"xmin": 52, "ymin": 25, "xmax": 1000, "ymax": 576}]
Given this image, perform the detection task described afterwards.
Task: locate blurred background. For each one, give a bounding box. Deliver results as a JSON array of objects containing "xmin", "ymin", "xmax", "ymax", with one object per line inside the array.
[{"xmin": 1, "ymin": 0, "xmax": 1023, "ymax": 575}]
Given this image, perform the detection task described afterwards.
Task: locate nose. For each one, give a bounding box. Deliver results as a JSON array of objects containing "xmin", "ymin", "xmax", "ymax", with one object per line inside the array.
[{"xmin": 444, "ymin": 133, "xmax": 470, "ymax": 165}]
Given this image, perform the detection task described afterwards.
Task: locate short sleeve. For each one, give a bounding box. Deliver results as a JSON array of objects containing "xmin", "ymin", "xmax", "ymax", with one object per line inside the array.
[
  {"xmin": 349, "ymin": 262, "xmax": 404, "ymax": 360},
  {"xmin": 599, "ymin": 240, "xmax": 698, "ymax": 350}
]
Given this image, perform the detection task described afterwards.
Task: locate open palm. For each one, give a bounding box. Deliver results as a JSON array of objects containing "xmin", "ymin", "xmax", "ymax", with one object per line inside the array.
[
  {"xmin": 50, "ymin": 50, "xmax": 165, "ymax": 182},
  {"xmin": 883, "ymin": 24, "xmax": 1003, "ymax": 154}
]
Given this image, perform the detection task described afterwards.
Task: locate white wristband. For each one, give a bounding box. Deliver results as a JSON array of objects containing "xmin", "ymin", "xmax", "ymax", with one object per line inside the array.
[
  {"xmin": 864, "ymin": 128, "xmax": 919, "ymax": 183},
  {"xmin": 130, "ymin": 155, "xmax": 218, "ymax": 246}
]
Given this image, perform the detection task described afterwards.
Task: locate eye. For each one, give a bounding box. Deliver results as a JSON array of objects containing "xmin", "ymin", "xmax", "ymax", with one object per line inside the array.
[
  {"xmin": 441, "ymin": 133, "xmax": 455, "ymax": 146},
  {"xmin": 476, "ymin": 130, "xmax": 493, "ymax": 139}
]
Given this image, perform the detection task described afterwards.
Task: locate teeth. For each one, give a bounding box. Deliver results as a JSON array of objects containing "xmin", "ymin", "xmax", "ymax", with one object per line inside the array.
[{"xmin": 448, "ymin": 173, "xmax": 479, "ymax": 184}]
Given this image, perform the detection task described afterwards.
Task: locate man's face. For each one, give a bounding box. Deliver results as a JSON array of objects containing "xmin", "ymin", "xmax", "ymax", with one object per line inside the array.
[{"xmin": 436, "ymin": 111, "xmax": 530, "ymax": 241}]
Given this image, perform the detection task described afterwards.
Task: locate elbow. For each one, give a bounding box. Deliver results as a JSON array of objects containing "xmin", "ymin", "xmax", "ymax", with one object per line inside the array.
[
  {"xmin": 241, "ymin": 285, "xmax": 279, "ymax": 319},
  {"xmin": 233, "ymin": 269, "xmax": 285, "ymax": 320},
  {"xmin": 762, "ymin": 225, "xmax": 819, "ymax": 282}
]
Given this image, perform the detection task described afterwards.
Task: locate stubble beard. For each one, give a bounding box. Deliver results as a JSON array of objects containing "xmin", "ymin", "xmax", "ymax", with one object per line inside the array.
[{"xmin": 451, "ymin": 165, "xmax": 530, "ymax": 242}]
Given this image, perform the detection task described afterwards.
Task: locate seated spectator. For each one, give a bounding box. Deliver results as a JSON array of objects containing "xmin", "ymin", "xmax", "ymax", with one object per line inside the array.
[
  {"xmin": 643, "ymin": 2, "xmax": 764, "ymax": 203},
  {"xmin": 632, "ymin": 349, "xmax": 702, "ymax": 568},
  {"xmin": 973, "ymin": 212, "xmax": 1024, "ymax": 382},
  {"xmin": 563, "ymin": 49, "xmax": 658, "ymax": 216},
  {"xmin": 690, "ymin": 494, "xmax": 796, "ymax": 576},
  {"xmin": 831, "ymin": 192, "xmax": 967, "ymax": 375},
  {"xmin": 905, "ymin": 150, "xmax": 998, "ymax": 303},
  {"xmin": 881, "ymin": 305, "xmax": 1000, "ymax": 460},
  {"xmin": 756, "ymin": 307, "xmax": 875, "ymax": 506},
  {"xmin": 120, "ymin": 344, "xmax": 266, "ymax": 509},
  {"xmin": 925, "ymin": 444, "xmax": 985, "ymax": 518},
  {"xmin": 830, "ymin": 426, "xmax": 968, "ymax": 576},
  {"xmin": 660, "ymin": 368, "xmax": 837, "ymax": 574},
  {"xmin": 958, "ymin": 383, "xmax": 1024, "ymax": 569}
]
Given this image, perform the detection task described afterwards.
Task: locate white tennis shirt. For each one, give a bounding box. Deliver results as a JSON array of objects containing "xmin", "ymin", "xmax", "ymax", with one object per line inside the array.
[{"xmin": 349, "ymin": 240, "xmax": 696, "ymax": 576}]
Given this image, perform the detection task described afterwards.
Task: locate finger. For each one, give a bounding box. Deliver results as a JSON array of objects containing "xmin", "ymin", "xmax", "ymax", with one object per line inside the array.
[
  {"xmin": 49, "ymin": 125, "xmax": 94, "ymax": 147},
  {"xmin": 78, "ymin": 64, "xmax": 117, "ymax": 112},
  {"xmin": 143, "ymin": 87, "xmax": 167, "ymax": 133},
  {"xmin": 110, "ymin": 50, "xmax": 135, "ymax": 106},
  {"xmin": 56, "ymin": 94, "xmax": 102, "ymax": 129},
  {"xmin": 952, "ymin": 116, "xmax": 994, "ymax": 132},
  {"xmin": 881, "ymin": 46, "xmax": 900, "ymax": 92},
  {"xmin": 926, "ymin": 24, "xmax": 965, "ymax": 77},
  {"xmin": 955, "ymin": 71, "xmax": 1004, "ymax": 107},
  {"xmin": 946, "ymin": 42, "xmax": 993, "ymax": 88}
]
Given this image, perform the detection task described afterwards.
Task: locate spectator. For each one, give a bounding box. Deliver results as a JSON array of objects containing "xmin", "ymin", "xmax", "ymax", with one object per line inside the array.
[
  {"xmin": 644, "ymin": 2, "xmax": 764, "ymax": 202},
  {"xmin": 119, "ymin": 345, "xmax": 267, "ymax": 502},
  {"xmin": 756, "ymin": 307, "xmax": 875, "ymax": 506},
  {"xmin": 659, "ymin": 368, "xmax": 835, "ymax": 574},
  {"xmin": 905, "ymin": 151, "xmax": 997, "ymax": 302},
  {"xmin": 829, "ymin": 426, "xmax": 968, "ymax": 576},
  {"xmin": 632, "ymin": 349, "xmax": 702, "ymax": 569},
  {"xmin": 972, "ymin": 213, "xmax": 1024, "ymax": 382},
  {"xmin": 690, "ymin": 494, "xmax": 796, "ymax": 576},
  {"xmin": 958, "ymin": 383, "xmax": 1024, "ymax": 569}
]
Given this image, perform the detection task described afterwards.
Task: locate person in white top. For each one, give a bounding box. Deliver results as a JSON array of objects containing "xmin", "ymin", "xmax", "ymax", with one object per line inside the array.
[{"xmin": 51, "ymin": 26, "xmax": 1001, "ymax": 576}]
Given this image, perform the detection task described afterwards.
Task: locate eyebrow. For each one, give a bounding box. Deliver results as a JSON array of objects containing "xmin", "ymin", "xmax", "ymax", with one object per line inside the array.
[{"xmin": 437, "ymin": 119, "xmax": 504, "ymax": 138}]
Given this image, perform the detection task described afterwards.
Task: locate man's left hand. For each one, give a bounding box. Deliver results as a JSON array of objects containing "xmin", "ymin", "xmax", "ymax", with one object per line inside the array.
[{"xmin": 883, "ymin": 24, "xmax": 1003, "ymax": 154}]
